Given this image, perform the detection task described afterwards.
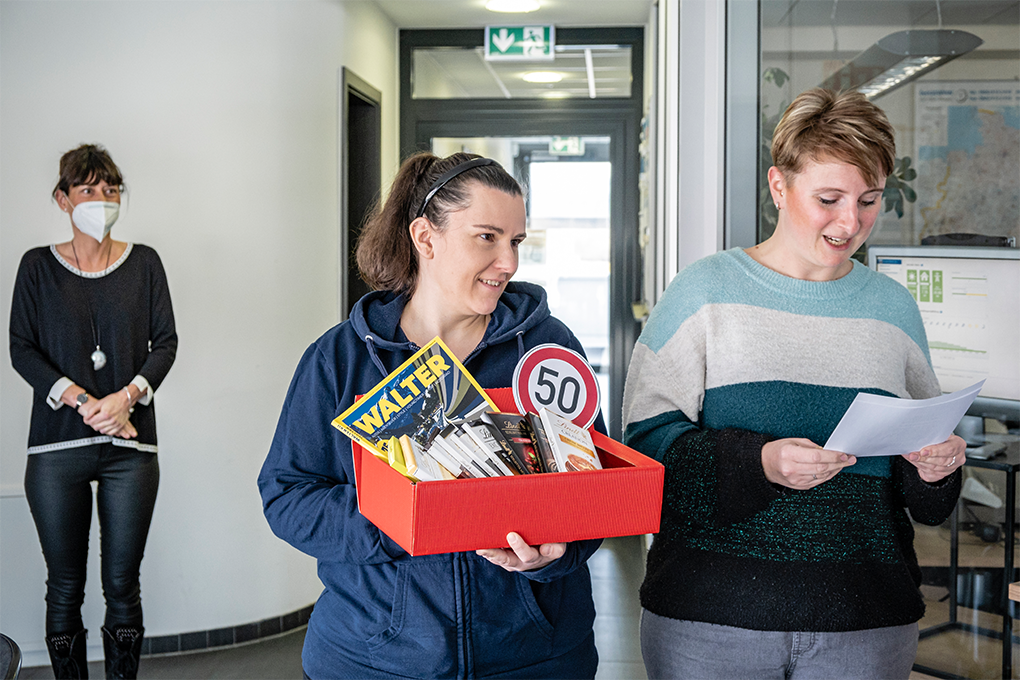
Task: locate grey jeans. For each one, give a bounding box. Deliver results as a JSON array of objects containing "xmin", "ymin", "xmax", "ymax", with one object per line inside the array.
[{"xmin": 640, "ymin": 609, "xmax": 918, "ymax": 680}]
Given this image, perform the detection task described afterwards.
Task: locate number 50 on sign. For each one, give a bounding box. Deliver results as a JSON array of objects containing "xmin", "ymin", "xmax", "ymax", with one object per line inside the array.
[{"xmin": 512, "ymin": 344, "xmax": 601, "ymax": 429}]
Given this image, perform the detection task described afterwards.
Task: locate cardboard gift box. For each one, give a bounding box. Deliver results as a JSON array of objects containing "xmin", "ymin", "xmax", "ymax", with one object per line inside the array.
[{"xmin": 351, "ymin": 387, "xmax": 664, "ymax": 556}]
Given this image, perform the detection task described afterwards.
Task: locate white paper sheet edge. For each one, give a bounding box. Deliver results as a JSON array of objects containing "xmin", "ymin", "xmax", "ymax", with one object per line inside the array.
[{"xmin": 823, "ymin": 380, "xmax": 985, "ymax": 457}]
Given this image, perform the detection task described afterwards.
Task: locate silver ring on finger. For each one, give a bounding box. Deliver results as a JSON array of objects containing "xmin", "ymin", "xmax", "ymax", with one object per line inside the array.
[
  {"xmin": 949, "ymin": 456, "xmax": 956, "ymax": 467},
  {"xmin": 812, "ymin": 474, "xmax": 817, "ymax": 480}
]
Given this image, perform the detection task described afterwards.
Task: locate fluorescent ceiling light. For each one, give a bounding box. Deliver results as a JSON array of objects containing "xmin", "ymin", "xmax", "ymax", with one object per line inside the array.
[
  {"xmin": 523, "ymin": 71, "xmax": 563, "ymax": 83},
  {"xmin": 820, "ymin": 30, "xmax": 982, "ymax": 100},
  {"xmin": 485, "ymin": 0, "xmax": 541, "ymax": 12}
]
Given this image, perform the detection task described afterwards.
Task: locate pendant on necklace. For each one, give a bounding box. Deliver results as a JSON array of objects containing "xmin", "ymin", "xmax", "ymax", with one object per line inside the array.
[{"xmin": 91, "ymin": 347, "xmax": 107, "ymax": 370}]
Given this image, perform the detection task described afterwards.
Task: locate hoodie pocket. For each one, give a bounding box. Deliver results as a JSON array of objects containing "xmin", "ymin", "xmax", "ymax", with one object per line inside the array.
[
  {"xmin": 469, "ymin": 563, "xmax": 559, "ymax": 676},
  {"xmin": 365, "ymin": 559, "xmax": 460, "ymax": 677},
  {"xmin": 516, "ymin": 576, "xmax": 556, "ymax": 640},
  {"xmin": 364, "ymin": 561, "xmax": 410, "ymax": 648}
]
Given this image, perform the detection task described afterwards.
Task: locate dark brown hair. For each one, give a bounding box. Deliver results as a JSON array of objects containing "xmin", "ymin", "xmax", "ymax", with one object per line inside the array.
[
  {"xmin": 772, "ymin": 88, "xmax": 895, "ymax": 187},
  {"xmin": 356, "ymin": 152, "xmax": 522, "ymax": 297},
  {"xmin": 52, "ymin": 144, "xmax": 124, "ymax": 199}
]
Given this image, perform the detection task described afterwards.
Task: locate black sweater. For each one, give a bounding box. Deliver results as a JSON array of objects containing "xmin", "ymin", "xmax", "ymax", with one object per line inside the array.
[{"xmin": 10, "ymin": 244, "xmax": 177, "ymax": 452}]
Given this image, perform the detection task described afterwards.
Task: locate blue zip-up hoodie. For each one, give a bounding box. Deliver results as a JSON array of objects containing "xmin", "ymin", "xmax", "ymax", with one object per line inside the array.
[{"xmin": 259, "ymin": 282, "xmax": 604, "ymax": 679}]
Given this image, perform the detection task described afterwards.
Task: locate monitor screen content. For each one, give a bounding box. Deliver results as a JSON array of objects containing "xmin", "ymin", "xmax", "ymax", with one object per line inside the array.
[{"xmin": 868, "ymin": 246, "xmax": 1020, "ymax": 424}]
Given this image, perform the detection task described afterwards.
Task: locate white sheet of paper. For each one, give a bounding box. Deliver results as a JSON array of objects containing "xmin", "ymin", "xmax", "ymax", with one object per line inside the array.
[{"xmin": 823, "ymin": 380, "xmax": 985, "ymax": 457}]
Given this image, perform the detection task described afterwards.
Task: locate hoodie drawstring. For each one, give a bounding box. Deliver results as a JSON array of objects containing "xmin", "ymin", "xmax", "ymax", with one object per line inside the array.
[
  {"xmin": 364, "ymin": 335, "xmax": 388, "ymax": 378},
  {"xmin": 367, "ymin": 331, "xmax": 525, "ymax": 377}
]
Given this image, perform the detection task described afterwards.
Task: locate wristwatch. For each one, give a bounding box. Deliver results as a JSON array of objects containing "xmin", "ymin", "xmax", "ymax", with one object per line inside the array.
[{"xmin": 76, "ymin": 392, "xmax": 89, "ymax": 408}]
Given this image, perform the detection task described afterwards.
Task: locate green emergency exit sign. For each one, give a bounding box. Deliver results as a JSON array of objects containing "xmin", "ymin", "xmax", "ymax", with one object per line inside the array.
[
  {"xmin": 550, "ymin": 137, "xmax": 585, "ymax": 155},
  {"xmin": 485, "ymin": 25, "xmax": 555, "ymax": 61}
]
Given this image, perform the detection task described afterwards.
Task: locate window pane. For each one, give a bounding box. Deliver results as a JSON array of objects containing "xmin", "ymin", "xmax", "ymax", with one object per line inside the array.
[
  {"xmin": 431, "ymin": 136, "xmax": 614, "ymax": 412},
  {"xmin": 413, "ymin": 45, "xmax": 632, "ymax": 99},
  {"xmin": 526, "ymin": 159, "xmax": 612, "ymax": 405},
  {"xmin": 758, "ymin": 0, "xmax": 1020, "ymax": 247}
]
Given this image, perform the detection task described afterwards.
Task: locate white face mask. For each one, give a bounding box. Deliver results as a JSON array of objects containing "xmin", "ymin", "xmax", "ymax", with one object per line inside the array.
[{"xmin": 70, "ymin": 200, "xmax": 119, "ymax": 243}]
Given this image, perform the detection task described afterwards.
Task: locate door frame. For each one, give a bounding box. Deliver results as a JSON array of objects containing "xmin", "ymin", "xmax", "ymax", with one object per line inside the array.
[
  {"xmin": 399, "ymin": 28, "xmax": 643, "ymax": 439},
  {"xmin": 340, "ymin": 67, "xmax": 382, "ymax": 321}
]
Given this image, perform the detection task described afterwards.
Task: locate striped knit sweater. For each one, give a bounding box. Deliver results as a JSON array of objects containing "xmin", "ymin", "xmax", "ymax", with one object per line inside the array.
[{"xmin": 623, "ymin": 248, "xmax": 961, "ymax": 633}]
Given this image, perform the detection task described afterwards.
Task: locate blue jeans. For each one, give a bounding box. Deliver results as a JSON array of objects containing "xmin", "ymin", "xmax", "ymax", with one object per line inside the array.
[
  {"xmin": 25, "ymin": 444, "xmax": 159, "ymax": 634},
  {"xmin": 640, "ymin": 609, "xmax": 918, "ymax": 680}
]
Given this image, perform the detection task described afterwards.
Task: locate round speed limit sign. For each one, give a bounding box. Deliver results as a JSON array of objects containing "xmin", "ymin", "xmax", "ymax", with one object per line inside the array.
[{"xmin": 512, "ymin": 344, "xmax": 601, "ymax": 429}]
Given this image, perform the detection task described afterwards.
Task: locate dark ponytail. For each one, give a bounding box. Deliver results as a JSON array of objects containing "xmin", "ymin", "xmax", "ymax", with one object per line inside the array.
[{"xmin": 356, "ymin": 152, "xmax": 521, "ymax": 297}]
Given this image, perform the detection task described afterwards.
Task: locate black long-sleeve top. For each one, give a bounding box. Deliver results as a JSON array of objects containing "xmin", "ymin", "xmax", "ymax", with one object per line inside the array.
[{"xmin": 10, "ymin": 244, "xmax": 177, "ymax": 453}]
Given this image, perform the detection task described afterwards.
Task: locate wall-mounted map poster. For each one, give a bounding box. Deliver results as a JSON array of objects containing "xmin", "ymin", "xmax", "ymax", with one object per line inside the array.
[{"xmin": 914, "ymin": 81, "xmax": 1019, "ymax": 243}]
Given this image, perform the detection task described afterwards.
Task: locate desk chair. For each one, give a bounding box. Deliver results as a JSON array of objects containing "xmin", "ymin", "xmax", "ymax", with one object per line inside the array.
[{"xmin": 0, "ymin": 633, "xmax": 22, "ymax": 680}]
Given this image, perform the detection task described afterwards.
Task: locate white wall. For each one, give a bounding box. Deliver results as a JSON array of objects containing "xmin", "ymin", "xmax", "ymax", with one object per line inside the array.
[{"xmin": 0, "ymin": 0, "xmax": 398, "ymax": 665}]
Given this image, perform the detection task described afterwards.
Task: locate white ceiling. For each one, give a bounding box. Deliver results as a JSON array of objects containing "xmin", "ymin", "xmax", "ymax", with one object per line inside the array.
[
  {"xmin": 373, "ymin": 0, "xmax": 655, "ymax": 29},
  {"xmin": 373, "ymin": 1, "xmax": 1019, "ymax": 32}
]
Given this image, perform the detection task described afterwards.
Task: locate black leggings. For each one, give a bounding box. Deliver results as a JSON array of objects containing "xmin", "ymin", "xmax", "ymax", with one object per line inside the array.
[{"xmin": 24, "ymin": 444, "xmax": 159, "ymax": 634}]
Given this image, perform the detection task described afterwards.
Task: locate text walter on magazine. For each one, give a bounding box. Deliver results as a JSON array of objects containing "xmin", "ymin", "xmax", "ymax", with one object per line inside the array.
[{"xmin": 332, "ymin": 337, "xmax": 496, "ymax": 459}]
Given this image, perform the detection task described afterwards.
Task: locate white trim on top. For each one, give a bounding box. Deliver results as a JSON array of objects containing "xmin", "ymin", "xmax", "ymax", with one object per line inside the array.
[
  {"xmin": 27, "ymin": 434, "xmax": 158, "ymax": 455},
  {"xmin": 49, "ymin": 242, "xmax": 134, "ymax": 278}
]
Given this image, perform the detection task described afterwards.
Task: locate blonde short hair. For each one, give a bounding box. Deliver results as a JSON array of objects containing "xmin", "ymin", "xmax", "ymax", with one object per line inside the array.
[{"xmin": 771, "ymin": 88, "xmax": 895, "ymax": 187}]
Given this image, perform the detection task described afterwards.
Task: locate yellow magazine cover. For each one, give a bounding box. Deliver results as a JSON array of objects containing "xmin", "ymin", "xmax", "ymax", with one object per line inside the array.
[{"xmin": 332, "ymin": 337, "xmax": 498, "ymax": 459}]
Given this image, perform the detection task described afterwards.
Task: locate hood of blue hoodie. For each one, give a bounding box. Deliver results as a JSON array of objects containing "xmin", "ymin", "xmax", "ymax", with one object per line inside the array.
[{"xmin": 349, "ymin": 281, "xmax": 551, "ymax": 359}]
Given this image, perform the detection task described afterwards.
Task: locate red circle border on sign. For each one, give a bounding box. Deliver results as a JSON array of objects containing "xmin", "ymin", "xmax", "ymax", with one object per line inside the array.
[{"xmin": 513, "ymin": 344, "xmax": 600, "ymax": 429}]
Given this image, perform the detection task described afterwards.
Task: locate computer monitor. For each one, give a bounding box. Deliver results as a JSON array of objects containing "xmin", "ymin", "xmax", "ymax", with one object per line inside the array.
[{"xmin": 868, "ymin": 246, "xmax": 1020, "ymax": 426}]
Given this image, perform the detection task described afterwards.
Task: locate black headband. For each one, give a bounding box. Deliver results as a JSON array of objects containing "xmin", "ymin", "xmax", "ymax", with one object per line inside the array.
[{"xmin": 415, "ymin": 158, "xmax": 497, "ymax": 219}]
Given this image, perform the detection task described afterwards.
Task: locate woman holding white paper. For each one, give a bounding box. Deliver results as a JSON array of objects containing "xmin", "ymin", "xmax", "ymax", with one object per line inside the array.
[
  {"xmin": 623, "ymin": 88, "xmax": 965, "ymax": 679},
  {"xmin": 259, "ymin": 152, "xmax": 605, "ymax": 679}
]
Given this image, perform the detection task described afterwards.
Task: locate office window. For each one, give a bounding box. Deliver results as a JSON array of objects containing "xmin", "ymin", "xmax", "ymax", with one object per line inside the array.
[
  {"xmin": 411, "ymin": 45, "xmax": 632, "ymax": 99},
  {"xmin": 758, "ymin": 0, "xmax": 1019, "ymax": 247}
]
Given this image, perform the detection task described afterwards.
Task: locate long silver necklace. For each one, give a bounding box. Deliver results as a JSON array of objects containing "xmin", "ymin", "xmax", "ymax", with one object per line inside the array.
[{"xmin": 70, "ymin": 240, "xmax": 111, "ymax": 370}]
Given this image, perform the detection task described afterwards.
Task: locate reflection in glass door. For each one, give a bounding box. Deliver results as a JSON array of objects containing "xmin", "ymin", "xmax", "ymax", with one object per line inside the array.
[{"xmin": 433, "ymin": 136, "xmax": 612, "ymax": 414}]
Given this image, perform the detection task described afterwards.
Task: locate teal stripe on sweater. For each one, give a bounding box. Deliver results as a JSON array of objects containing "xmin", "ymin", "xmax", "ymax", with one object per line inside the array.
[
  {"xmin": 623, "ymin": 409, "xmax": 697, "ymax": 464},
  {"xmin": 642, "ymin": 249, "xmax": 929, "ymax": 361},
  {"xmin": 702, "ymin": 381, "xmax": 893, "ymax": 478}
]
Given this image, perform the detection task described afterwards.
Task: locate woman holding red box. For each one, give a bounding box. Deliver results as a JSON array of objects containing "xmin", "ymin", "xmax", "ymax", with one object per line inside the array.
[{"xmin": 259, "ymin": 152, "xmax": 606, "ymax": 679}]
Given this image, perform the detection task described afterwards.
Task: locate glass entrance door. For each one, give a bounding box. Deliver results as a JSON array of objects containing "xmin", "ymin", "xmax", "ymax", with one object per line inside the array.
[
  {"xmin": 433, "ymin": 136, "xmax": 613, "ymax": 422},
  {"xmin": 402, "ymin": 28, "xmax": 644, "ymax": 439}
]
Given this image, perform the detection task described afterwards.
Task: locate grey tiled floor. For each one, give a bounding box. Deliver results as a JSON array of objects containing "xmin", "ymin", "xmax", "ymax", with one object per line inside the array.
[
  {"xmin": 20, "ymin": 536, "xmax": 649, "ymax": 679},
  {"xmin": 20, "ymin": 531, "xmax": 1005, "ymax": 679},
  {"xmin": 20, "ymin": 629, "xmax": 304, "ymax": 680},
  {"xmin": 590, "ymin": 535, "xmax": 648, "ymax": 680}
]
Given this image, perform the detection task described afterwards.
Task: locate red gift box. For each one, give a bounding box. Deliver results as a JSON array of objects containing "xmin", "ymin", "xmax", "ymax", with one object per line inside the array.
[{"xmin": 351, "ymin": 387, "xmax": 664, "ymax": 555}]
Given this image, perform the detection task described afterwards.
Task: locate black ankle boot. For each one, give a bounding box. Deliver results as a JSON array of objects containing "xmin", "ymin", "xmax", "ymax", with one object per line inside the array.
[
  {"xmin": 100, "ymin": 626, "xmax": 143, "ymax": 680},
  {"xmin": 46, "ymin": 629, "xmax": 88, "ymax": 679}
]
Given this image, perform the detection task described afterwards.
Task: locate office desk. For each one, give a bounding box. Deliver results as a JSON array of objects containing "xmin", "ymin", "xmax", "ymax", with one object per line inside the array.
[{"xmin": 916, "ymin": 442, "xmax": 1019, "ymax": 680}]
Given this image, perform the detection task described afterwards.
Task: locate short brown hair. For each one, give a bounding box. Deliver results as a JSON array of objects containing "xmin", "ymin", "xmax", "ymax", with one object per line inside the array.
[
  {"xmin": 771, "ymin": 88, "xmax": 895, "ymax": 187},
  {"xmin": 52, "ymin": 144, "xmax": 124, "ymax": 199},
  {"xmin": 356, "ymin": 152, "xmax": 522, "ymax": 297}
]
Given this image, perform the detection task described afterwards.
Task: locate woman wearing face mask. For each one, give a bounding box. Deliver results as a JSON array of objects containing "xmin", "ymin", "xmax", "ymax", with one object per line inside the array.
[
  {"xmin": 259, "ymin": 152, "xmax": 605, "ymax": 679},
  {"xmin": 9, "ymin": 144, "xmax": 177, "ymax": 679}
]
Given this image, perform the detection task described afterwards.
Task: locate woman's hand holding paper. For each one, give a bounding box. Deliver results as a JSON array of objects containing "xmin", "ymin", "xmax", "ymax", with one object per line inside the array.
[
  {"xmin": 904, "ymin": 434, "xmax": 966, "ymax": 483},
  {"xmin": 762, "ymin": 438, "xmax": 857, "ymax": 490}
]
